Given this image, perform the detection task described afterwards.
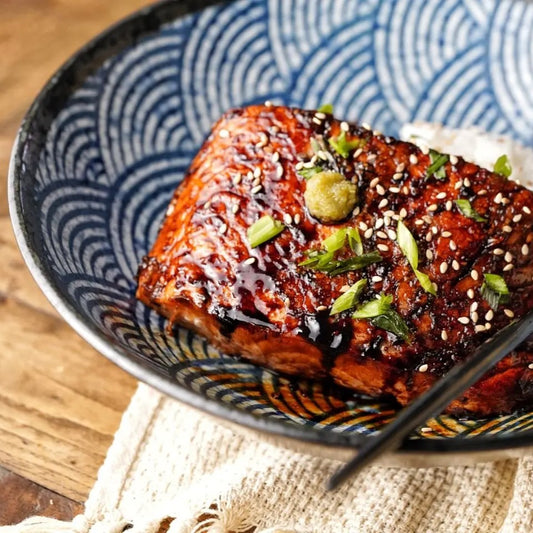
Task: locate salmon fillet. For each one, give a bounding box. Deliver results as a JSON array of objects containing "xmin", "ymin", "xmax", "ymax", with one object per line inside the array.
[{"xmin": 137, "ymin": 105, "xmax": 533, "ymax": 416}]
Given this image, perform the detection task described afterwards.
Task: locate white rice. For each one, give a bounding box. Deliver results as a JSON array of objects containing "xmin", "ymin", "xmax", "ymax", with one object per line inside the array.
[{"xmin": 400, "ymin": 122, "xmax": 533, "ymax": 190}]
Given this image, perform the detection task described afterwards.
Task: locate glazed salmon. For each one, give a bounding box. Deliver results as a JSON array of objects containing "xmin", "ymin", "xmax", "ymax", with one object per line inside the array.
[{"xmin": 137, "ymin": 105, "xmax": 533, "ymax": 416}]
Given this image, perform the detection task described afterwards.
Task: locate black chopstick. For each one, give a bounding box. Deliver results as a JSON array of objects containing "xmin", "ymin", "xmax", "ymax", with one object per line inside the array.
[{"xmin": 327, "ymin": 308, "xmax": 533, "ymax": 490}]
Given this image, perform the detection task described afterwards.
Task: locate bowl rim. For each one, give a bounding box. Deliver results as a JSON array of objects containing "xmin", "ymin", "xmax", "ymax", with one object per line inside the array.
[{"xmin": 8, "ymin": 0, "xmax": 533, "ymax": 456}]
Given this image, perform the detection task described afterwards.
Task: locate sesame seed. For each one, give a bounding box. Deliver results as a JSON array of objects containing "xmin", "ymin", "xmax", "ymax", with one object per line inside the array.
[
  {"xmin": 503, "ymin": 264, "xmax": 514, "ymax": 271},
  {"xmin": 505, "ymin": 252, "xmax": 513, "ymax": 263},
  {"xmin": 502, "ymin": 198, "xmax": 510, "ymax": 205},
  {"xmin": 471, "ymin": 311, "xmax": 479, "ymax": 324},
  {"xmin": 377, "ymin": 244, "xmax": 389, "ymax": 252},
  {"xmin": 450, "ymin": 240, "xmax": 457, "ymax": 251},
  {"xmin": 494, "ymin": 192, "xmax": 503, "ymax": 204},
  {"xmin": 399, "ymin": 208, "xmax": 408, "ymax": 218},
  {"xmin": 243, "ymin": 257, "xmax": 256, "ymax": 265},
  {"xmin": 450, "ymin": 155, "xmax": 458, "ymax": 165},
  {"xmin": 364, "ymin": 228, "xmax": 374, "ymax": 239},
  {"xmin": 392, "ymin": 173, "xmax": 403, "ymax": 181},
  {"xmin": 257, "ymin": 132, "xmax": 268, "ymax": 147},
  {"xmin": 375, "ymin": 218, "xmax": 384, "ymax": 229},
  {"xmin": 467, "ymin": 289, "xmax": 475, "ymax": 299},
  {"xmin": 254, "ymin": 167, "xmax": 262, "ymax": 179},
  {"xmin": 276, "ymin": 165, "xmax": 284, "ymax": 178},
  {"xmin": 376, "ymin": 184, "xmax": 386, "ymax": 195},
  {"xmin": 338, "ymin": 121, "xmax": 349, "ymax": 132},
  {"xmin": 504, "ymin": 309, "xmax": 515, "ymax": 318},
  {"xmin": 353, "ymin": 207, "xmax": 361, "ymax": 216},
  {"xmin": 265, "ymin": 100, "xmax": 273, "ymax": 107},
  {"xmin": 428, "ymin": 204, "xmax": 438, "ymax": 212},
  {"xmin": 455, "ymin": 180, "xmax": 463, "ymax": 190},
  {"xmin": 312, "ymin": 117, "xmax": 322, "ymax": 125},
  {"xmin": 389, "ymin": 186, "xmax": 401, "ymax": 194},
  {"xmin": 528, "ymin": 363, "xmax": 533, "ymax": 370},
  {"xmin": 219, "ymin": 223, "xmax": 228, "ymax": 235},
  {"xmin": 418, "ymin": 364, "xmax": 429, "ymax": 373},
  {"xmin": 415, "ymin": 219, "xmax": 424, "ymax": 226},
  {"xmin": 252, "ymin": 177, "xmax": 261, "ymax": 187},
  {"xmin": 367, "ymin": 154, "xmax": 377, "ymax": 163},
  {"xmin": 464, "ymin": 178, "xmax": 471, "ymax": 187},
  {"xmin": 204, "ymin": 201, "xmax": 212, "ymax": 210},
  {"xmin": 402, "ymin": 186, "xmax": 410, "ymax": 195},
  {"xmin": 362, "ymin": 122, "xmax": 371, "ymax": 130},
  {"xmin": 372, "ymin": 275, "xmax": 383, "ymax": 283},
  {"xmin": 471, "ymin": 270, "xmax": 479, "ymax": 281},
  {"xmin": 378, "ymin": 199, "xmax": 389, "ymax": 209},
  {"xmin": 485, "ymin": 322, "xmax": 492, "ymax": 330},
  {"xmin": 458, "ymin": 317, "xmax": 470, "ymax": 325},
  {"xmin": 478, "ymin": 189, "xmax": 488, "ymax": 196},
  {"xmin": 409, "ymin": 154, "xmax": 418, "ymax": 165},
  {"xmin": 452, "ymin": 260, "xmax": 460, "ymax": 271},
  {"xmin": 502, "ymin": 225, "xmax": 513, "ymax": 233},
  {"xmin": 251, "ymin": 185, "xmax": 263, "ymax": 194},
  {"xmin": 431, "ymin": 226, "xmax": 438, "ymax": 235},
  {"xmin": 421, "ymin": 427, "xmax": 432, "ymax": 433},
  {"xmin": 384, "ymin": 210, "xmax": 396, "ymax": 218},
  {"xmin": 305, "ymin": 158, "xmax": 317, "ymax": 168},
  {"xmin": 475, "ymin": 325, "xmax": 486, "ymax": 333},
  {"xmin": 436, "ymin": 192, "xmax": 447, "ymax": 200},
  {"xmin": 523, "ymin": 206, "xmax": 532, "ymax": 215},
  {"xmin": 295, "ymin": 161, "xmax": 304, "ymax": 170},
  {"xmin": 377, "ymin": 231, "xmax": 388, "ymax": 239},
  {"xmin": 522, "ymin": 244, "xmax": 530, "ymax": 256},
  {"xmin": 219, "ymin": 129, "xmax": 230, "ymax": 138},
  {"xmin": 388, "ymin": 230, "xmax": 397, "ymax": 240},
  {"xmin": 513, "ymin": 214, "xmax": 523, "ymax": 223},
  {"xmin": 232, "ymin": 204, "xmax": 239, "ymax": 214},
  {"xmin": 317, "ymin": 150, "xmax": 329, "ymax": 161},
  {"xmin": 396, "ymin": 163, "xmax": 405, "ymax": 173},
  {"xmin": 440, "ymin": 262, "xmax": 448, "ymax": 274},
  {"xmin": 315, "ymin": 112, "xmax": 326, "ymax": 120},
  {"xmin": 441, "ymin": 330, "xmax": 448, "ymax": 341},
  {"xmin": 426, "ymin": 232, "xmax": 433, "ymax": 242},
  {"xmin": 426, "ymin": 250, "xmax": 434, "ymax": 261},
  {"xmin": 446, "ymin": 200, "xmax": 453, "ymax": 211},
  {"xmin": 284, "ymin": 297, "xmax": 290, "ymax": 306},
  {"xmin": 233, "ymin": 174, "xmax": 242, "ymax": 186},
  {"xmin": 353, "ymin": 148, "xmax": 363, "ymax": 159},
  {"xmin": 272, "ymin": 151, "xmax": 280, "ymax": 163},
  {"xmin": 316, "ymin": 305, "xmax": 328, "ymax": 312},
  {"xmin": 442, "ymin": 231, "xmax": 452, "ymax": 238},
  {"xmin": 421, "ymin": 146, "xmax": 429, "ymax": 155},
  {"xmin": 485, "ymin": 310, "xmax": 494, "ymax": 321},
  {"xmin": 359, "ymin": 221, "xmax": 369, "ymax": 231},
  {"xmin": 370, "ymin": 177, "xmax": 380, "ymax": 188},
  {"xmin": 471, "ymin": 302, "xmax": 479, "ymax": 312},
  {"xmin": 283, "ymin": 213, "xmax": 292, "ymax": 225},
  {"xmin": 423, "ymin": 215, "xmax": 433, "ymax": 224},
  {"xmin": 493, "ymin": 248, "xmax": 504, "ymax": 256},
  {"xmin": 294, "ymin": 214, "xmax": 301, "ymax": 224}
]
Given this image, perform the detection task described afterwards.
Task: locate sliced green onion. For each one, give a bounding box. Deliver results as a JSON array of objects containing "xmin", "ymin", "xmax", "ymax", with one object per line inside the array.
[
  {"xmin": 397, "ymin": 220, "xmax": 418, "ymax": 270},
  {"xmin": 346, "ymin": 227, "xmax": 363, "ymax": 256},
  {"xmin": 415, "ymin": 270, "xmax": 437, "ymax": 296},
  {"xmin": 328, "ymin": 131, "xmax": 362, "ymax": 159},
  {"xmin": 330, "ymin": 279, "xmax": 367, "ymax": 315},
  {"xmin": 352, "ymin": 294, "xmax": 393, "ymax": 319},
  {"xmin": 494, "ymin": 155, "xmax": 512, "ymax": 178},
  {"xmin": 481, "ymin": 273, "xmax": 510, "ymax": 310},
  {"xmin": 323, "ymin": 228, "xmax": 351, "ymax": 253},
  {"xmin": 247, "ymin": 215, "xmax": 285, "ymax": 248},
  {"xmin": 318, "ymin": 103, "xmax": 334, "ymax": 114},
  {"xmin": 455, "ymin": 199, "xmax": 487, "ymax": 223},
  {"xmin": 427, "ymin": 150, "xmax": 449, "ymax": 180},
  {"xmin": 297, "ymin": 165, "xmax": 324, "ymax": 180},
  {"xmin": 372, "ymin": 310, "xmax": 410, "ymax": 341},
  {"xmin": 326, "ymin": 251, "xmax": 383, "ymax": 276}
]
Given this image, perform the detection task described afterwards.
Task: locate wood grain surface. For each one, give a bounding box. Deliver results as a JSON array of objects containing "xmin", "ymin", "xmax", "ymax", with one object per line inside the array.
[{"xmin": 0, "ymin": 0, "xmax": 152, "ymax": 524}]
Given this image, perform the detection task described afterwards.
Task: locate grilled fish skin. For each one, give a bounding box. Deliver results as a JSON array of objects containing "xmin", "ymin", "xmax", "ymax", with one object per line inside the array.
[{"xmin": 137, "ymin": 105, "xmax": 533, "ymax": 416}]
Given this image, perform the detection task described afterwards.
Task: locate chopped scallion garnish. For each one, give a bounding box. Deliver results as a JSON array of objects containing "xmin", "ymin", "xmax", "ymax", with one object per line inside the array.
[
  {"xmin": 297, "ymin": 165, "xmax": 324, "ymax": 180},
  {"xmin": 247, "ymin": 215, "xmax": 285, "ymax": 248},
  {"xmin": 352, "ymin": 294, "xmax": 392, "ymax": 319},
  {"xmin": 494, "ymin": 155, "xmax": 512, "ymax": 178},
  {"xmin": 455, "ymin": 199, "xmax": 487, "ymax": 223},
  {"xmin": 415, "ymin": 269, "xmax": 437, "ymax": 296},
  {"xmin": 330, "ymin": 279, "xmax": 367, "ymax": 315},
  {"xmin": 318, "ymin": 103, "xmax": 334, "ymax": 114},
  {"xmin": 326, "ymin": 252, "xmax": 383, "ymax": 275},
  {"xmin": 427, "ymin": 149, "xmax": 449, "ymax": 180},
  {"xmin": 328, "ymin": 131, "xmax": 362, "ymax": 159},
  {"xmin": 481, "ymin": 273, "xmax": 510, "ymax": 310}
]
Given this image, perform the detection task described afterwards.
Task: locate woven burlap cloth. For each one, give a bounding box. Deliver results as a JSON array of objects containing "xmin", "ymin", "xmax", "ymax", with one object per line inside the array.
[{"xmin": 3, "ymin": 382, "xmax": 533, "ymax": 533}]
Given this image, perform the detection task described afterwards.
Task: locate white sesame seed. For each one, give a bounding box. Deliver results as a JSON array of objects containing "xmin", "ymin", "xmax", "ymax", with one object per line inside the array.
[
  {"xmin": 315, "ymin": 112, "xmax": 326, "ymax": 120},
  {"xmin": 283, "ymin": 213, "xmax": 292, "ymax": 225},
  {"xmin": 485, "ymin": 322, "xmax": 492, "ymax": 330},
  {"xmin": 471, "ymin": 270, "xmax": 479, "ymax": 281},
  {"xmin": 284, "ymin": 297, "xmax": 290, "ymax": 306},
  {"xmin": 436, "ymin": 192, "xmax": 447, "ymax": 200},
  {"xmin": 464, "ymin": 178, "xmax": 471, "ymax": 187},
  {"xmin": 513, "ymin": 214, "xmax": 523, "ymax": 223},
  {"xmin": 295, "ymin": 161, "xmax": 304, "ymax": 170},
  {"xmin": 503, "ymin": 264, "xmax": 514, "ymax": 271},
  {"xmin": 243, "ymin": 257, "xmax": 256, "ymax": 265},
  {"xmin": 478, "ymin": 189, "xmax": 488, "ymax": 196},
  {"xmin": 471, "ymin": 311, "xmax": 479, "ymax": 323},
  {"xmin": 458, "ymin": 317, "xmax": 470, "ymax": 325},
  {"xmin": 252, "ymin": 177, "xmax": 261, "ymax": 187},
  {"xmin": 423, "ymin": 216, "xmax": 433, "ymax": 225},
  {"xmin": 353, "ymin": 148, "xmax": 363, "ymax": 159},
  {"xmin": 502, "ymin": 198, "xmax": 510, "ymax": 205},
  {"xmin": 440, "ymin": 262, "xmax": 448, "ymax": 274},
  {"xmin": 485, "ymin": 310, "xmax": 494, "ymax": 321},
  {"xmin": 257, "ymin": 132, "xmax": 268, "ymax": 147},
  {"xmin": 204, "ymin": 201, "xmax": 212, "ymax": 210},
  {"xmin": 389, "ymin": 186, "xmax": 401, "ymax": 194},
  {"xmin": 376, "ymin": 184, "xmax": 386, "ymax": 196},
  {"xmin": 378, "ymin": 199, "xmax": 389, "ymax": 209},
  {"xmin": 442, "ymin": 231, "xmax": 452, "ymax": 238},
  {"xmin": 276, "ymin": 165, "xmax": 284, "ymax": 178},
  {"xmin": 522, "ymin": 244, "xmax": 530, "ymax": 256},
  {"xmin": 415, "ymin": 219, "xmax": 424, "ymax": 226},
  {"xmin": 467, "ymin": 289, "xmax": 475, "ymax": 299},
  {"xmin": 317, "ymin": 150, "xmax": 329, "ymax": 161},
  {"xmin": 396, "ymin": 163, "xmax": 405, "ymax": 172},
  {"xmin": 316, "ymin": 305, "xmax": 328, "ymax": 312},
  {"xmin": 383, "ymin": 210, "xmax": 395, "ymax": 218},
  {"xmin": 388, "ymin": 230, "xmax": 397, "ymax": 240},
  {"xmin": 502, "ymin": 225, "xmax": 513, "ymax": 234},
  {"xmin": 219, "ymin": 129, "xmax": 230, "ymax": 138},
  {"xmin": 441, "ymin": 330, "xmax": 448, "ymax": 341},
  {"xmin": 446, "ymin": 200, "xmax": 453, "ymax": 211},
  {"xmin": 362, "ymin": 122, "xmax": 371, "ymax": 130},
  {"xmin": 232, "ymin": 204, "xmax": 239, "ymax": 214},
  {"xmin": 418, "ymin": 364, "xmax": 429, "ymax": 373},
  {"xmin": 272, "ymin": 151, "xmax": 280, "ymax": 163},
  {"xmin": 450, "ymin": 155, "xmax": 458, "ymax": 165},
  {"xmin": 505, "ymin": 252, "xmax": 513, "ymax": 263},
  {"xmin": 523, "ymin": 206, "xmax": 532, "ymax": 214},
  {"xmin": 370, "ymin": 177, "xmax": 380, "ymax": 188},
  {"xmin": 377, "ymin": 231, "xmax": 388, "ymax": 239},
  {"xmin": 392, "ymin": 214, "xmax": 400, "ymax": 221},
  {"xmin": 392, "ymin": 173, "xmax": 403, "ymax": 181},
  {"xmin": 265, "ymin": 100, "xmax": 272, "ymax": 107},
  {"xmin": 294, "ymin": 214, "xmax": 301, "ymax": 224},
  {"xmin": 421, "ymin": 427, "xmax": 432, "ymax": 433},
  {"xmin": 409, "ymin": 154, "xmax": 418, "ymax": 165},
  {"xmin": 399, "ymin": 208, "xmax": 408, "ymax": 218},
  {"xmin": 359, "ymin": 221, "xmax": 369, "ymax": 231},
  {"xmin": 367, "ymin": 154, "xmax": 377, "ymax": 163},
  {"xmin": 377, "ymin": 244, "xmax": 389, "ymax": 252},
  {"xmin": 450, "ymin": 240, "xmax": 457, "ymax": 251},
  {"xmin": 312, "ymin": 117, "xmax": 322, "ymax": 125},
  {"xmin": 254, "ymin": 167, "xmax": 262, "ymax": 179},
  {"xmin": 470, "ymin": 302, "xmax": 479, "ymax": 312},
  {"xmin": 494, "ymin": 192, "xmax": 503, "ymax": 204},
  {"xmin": 504, "ymin": 309, "xmax": 515, "ymax": 318},
  {"xmin": 219, "ymin": 223, "xmax": 228, "ymax": 235},
  {"xmin": 475, "ymin": 325, "xmax": 486, "ymax": 333},
  {"xmin": 364, "ymin": 228, "xmax": 373, "ymax": 239},
  {"xmin": 426, "ymin": 232, "xmax": 433, "ymax": 242},
  {"xmin": 375, "ymin": 218, "xmax": 384, "ymax": 229},
  {"xmin": 454, "ymin": 180, "xmax": 463, "ymax": 190},
  {"xmin": 493, "ymin": 248, "xmax": 504, "ymax": 256},
  {"xmin": 431, "ymin": 226, "xmax": 438, "ymax": 235},
  {"xmin": 452, "ymin": 260, "xmax": 460, "ymax": 271},
  {"xmin": 372, "ymin": 275, "xmax": 383, "ymax": 283},
  {"xmin": 428, "ymin": 204, "xmax": 438, "ymax": 212},
  {"xmin": 402, "ymin": 186, "xmax": 410, "ymax": 195},
  {"xmin": 426, "ymin": 250, "xmax": 434, "ymax": 261},
  {"xmin": 340, "ymin": 121, "xmax": 349, "ymax": 132},
  {"xmin": 251, "ymin": 185, "xmax": 263, "ymax": 194},
  {"xmin": 353, "ymin": 207, "xmax": 361, "ymax": 216}
]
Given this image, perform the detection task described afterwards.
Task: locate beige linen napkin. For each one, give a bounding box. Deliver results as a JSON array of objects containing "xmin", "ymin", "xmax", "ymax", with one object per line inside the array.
[{"xmin": 2, "ymin": 382, "xmax": 533, "ymax": 533}]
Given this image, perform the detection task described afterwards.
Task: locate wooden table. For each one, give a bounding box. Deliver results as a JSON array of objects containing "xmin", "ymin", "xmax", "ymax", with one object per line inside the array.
[{"xmin": 0, "ymin": 1, "xmax": 154, "ymax": 525}]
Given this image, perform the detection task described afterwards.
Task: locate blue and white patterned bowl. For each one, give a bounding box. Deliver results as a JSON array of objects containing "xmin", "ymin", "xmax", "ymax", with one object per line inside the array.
[{"xmin": 9, "ymin": 0, "xmax": 533, "ymax": 461}]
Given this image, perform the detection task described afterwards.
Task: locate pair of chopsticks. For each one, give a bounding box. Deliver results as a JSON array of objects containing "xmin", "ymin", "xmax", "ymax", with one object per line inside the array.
[{"xmin": 328, "ymin": 309, "xmax": 533, "ymax": 490}]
